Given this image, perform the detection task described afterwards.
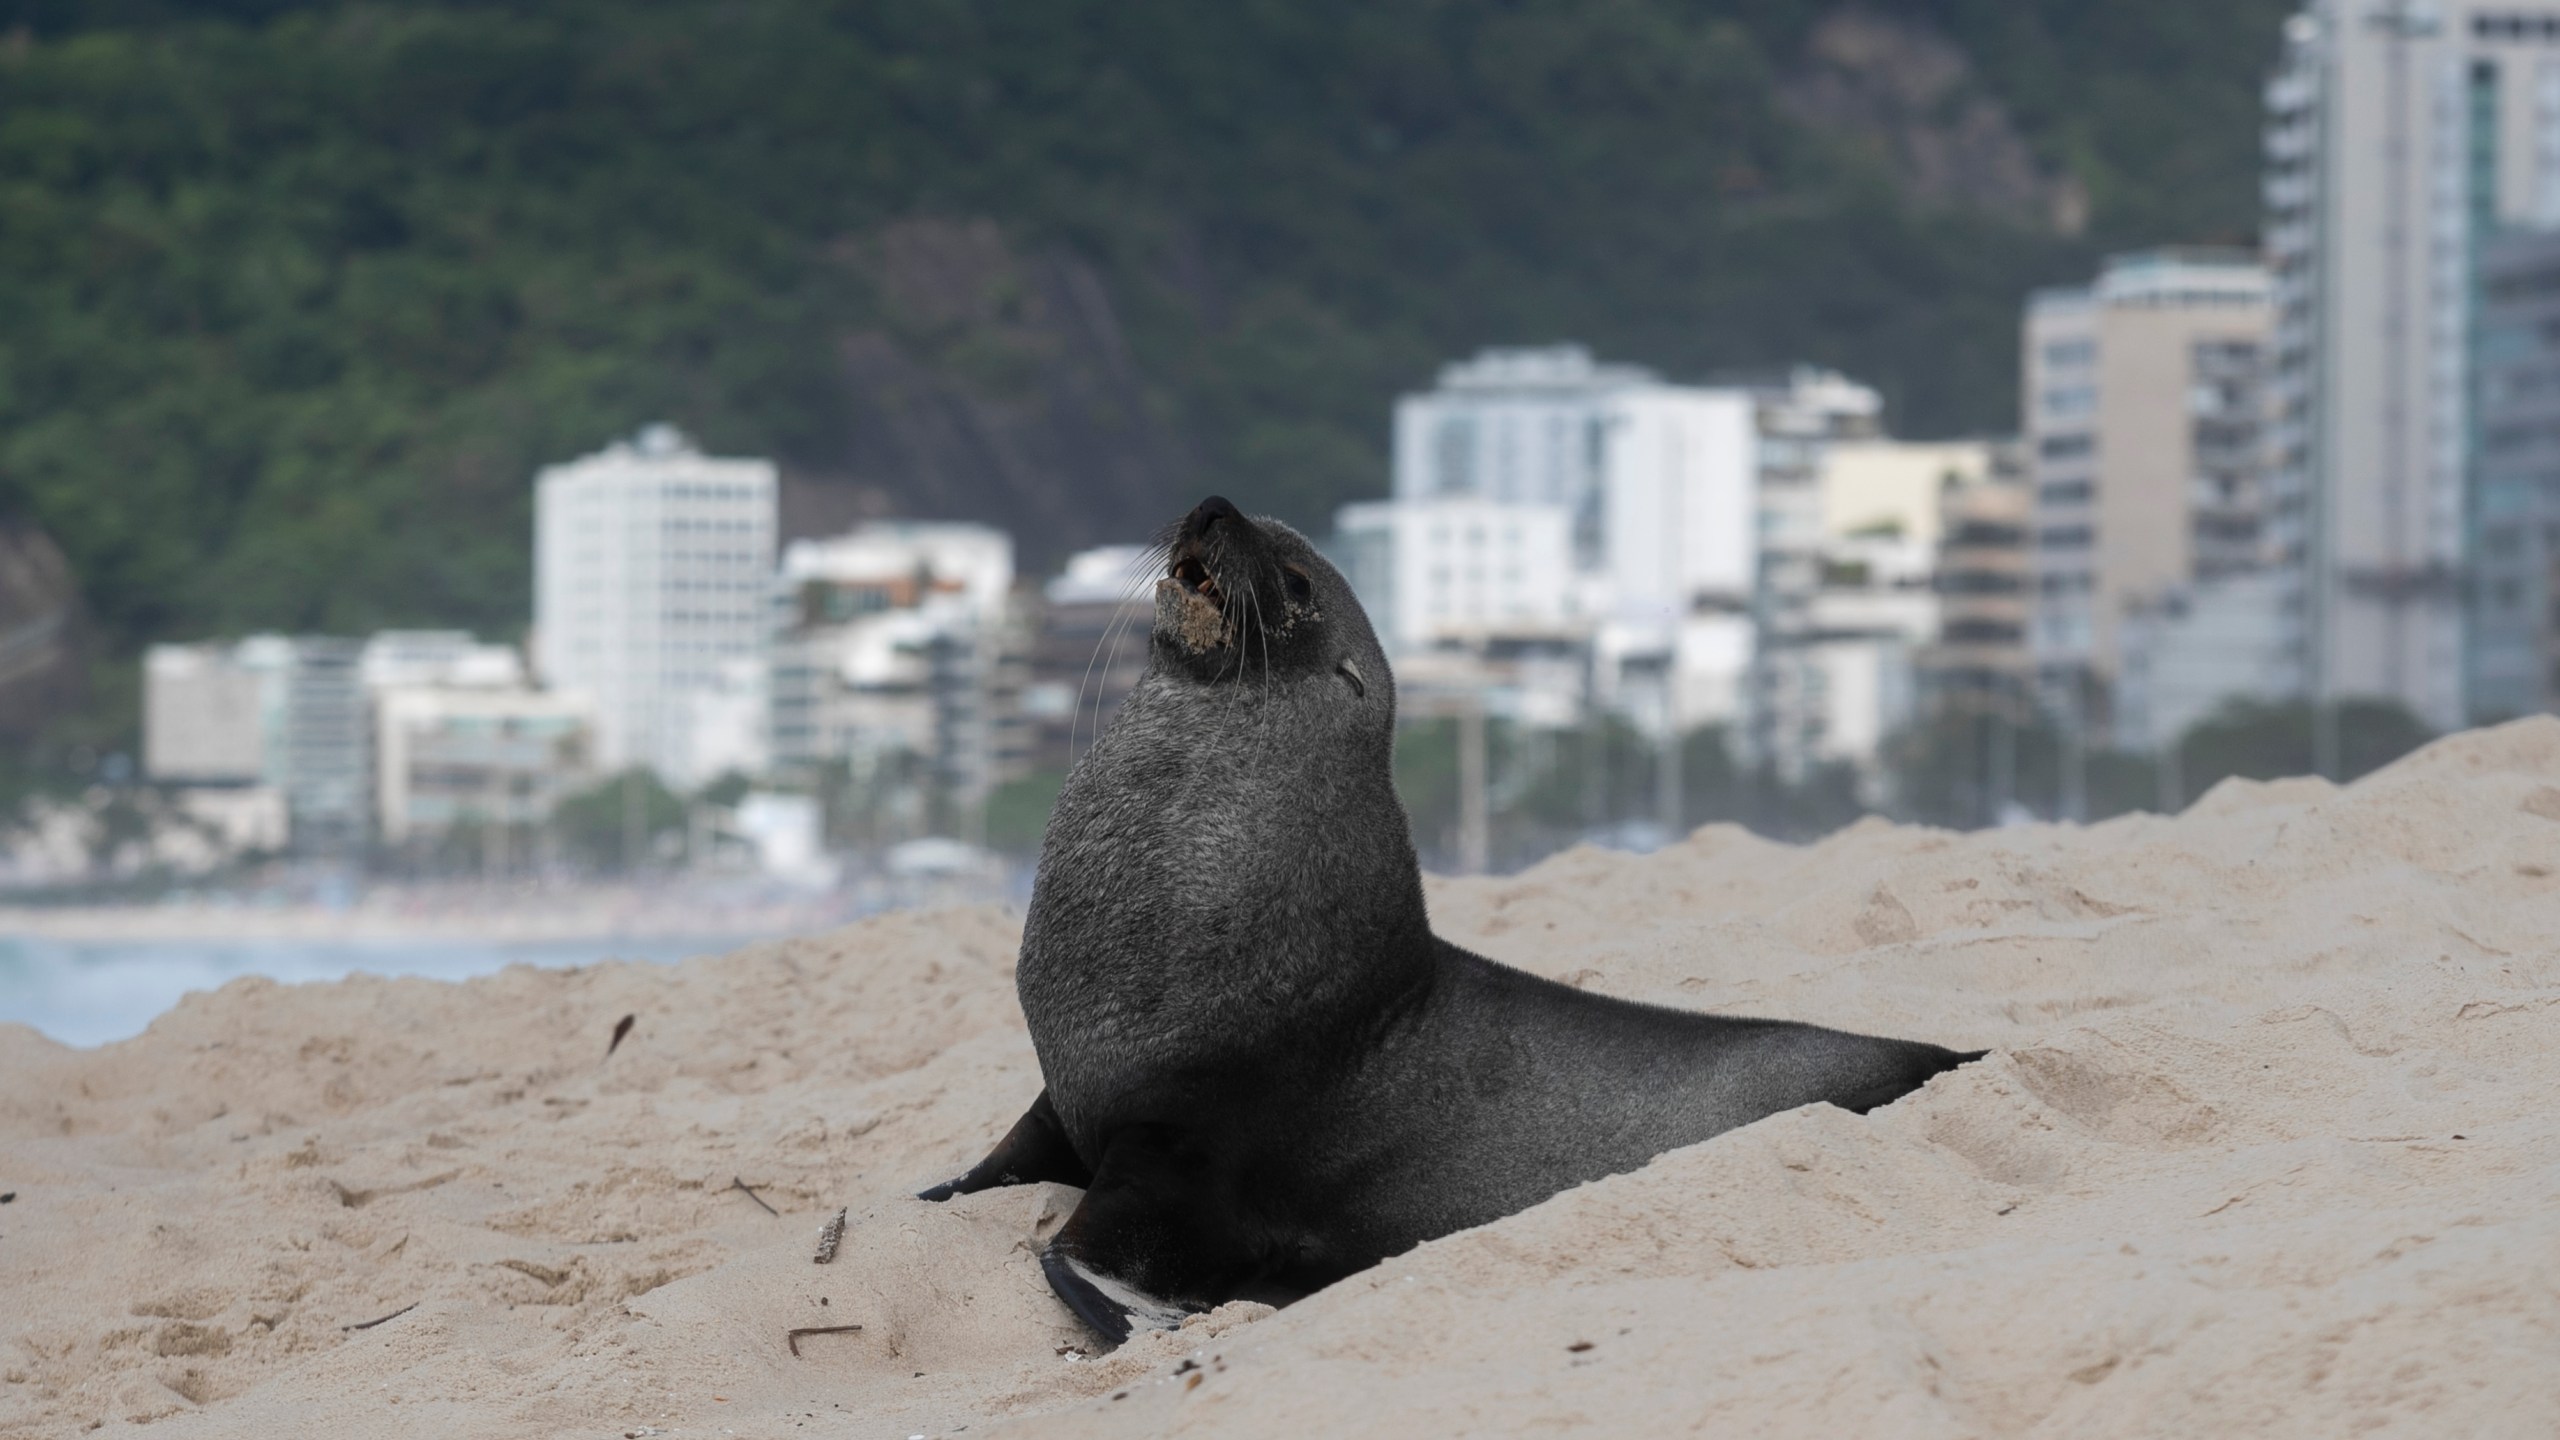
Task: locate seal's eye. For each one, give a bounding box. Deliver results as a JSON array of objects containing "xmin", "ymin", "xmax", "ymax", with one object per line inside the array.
[{"xmin": 1282, "ymin": 565, "xmax": 1313, "ymax": 605}]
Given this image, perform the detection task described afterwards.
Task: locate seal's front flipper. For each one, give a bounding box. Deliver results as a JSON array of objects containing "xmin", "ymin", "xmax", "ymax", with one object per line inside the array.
[
  {"xmin": 1039, "ymin": 1249, "xmax": 1192, "ymax": 1345},
  {"xmin": 917, "ymin": 1090, "xmax": 1090, "ymax": 1201},
  {"xmin": 1039, "ymin": 1125, "xmax": 1251, "ymax": 1345}
]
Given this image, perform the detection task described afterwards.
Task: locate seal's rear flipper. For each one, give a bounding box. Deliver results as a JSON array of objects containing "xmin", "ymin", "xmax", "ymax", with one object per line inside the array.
[
  {"xmin": 917, "ymin": 1090, "xmax": 1091, "ymax": 1201},
  {"xmin": 1040, "ymin": 1249, "xmax": 1193, "ymax": 1345},
  {"xmin": 1833, "ymin": 1042, "xmax": 1987, "ymax": 1115},
  {"xmin": 1038, "ymin": 1125, "xmax": 1251, "ymax": 1344}
]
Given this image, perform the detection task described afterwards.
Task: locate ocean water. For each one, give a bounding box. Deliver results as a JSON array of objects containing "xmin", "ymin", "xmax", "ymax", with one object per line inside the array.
[{"xmin": 0, "ymin": 933, "xmax": 759, "ymax": 1048}]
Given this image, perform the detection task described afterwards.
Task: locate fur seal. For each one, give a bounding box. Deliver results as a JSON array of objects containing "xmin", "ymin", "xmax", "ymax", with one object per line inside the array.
[{"xmin": 921, "ymin": 495, "xmax": 1981, "ymax": 1342}]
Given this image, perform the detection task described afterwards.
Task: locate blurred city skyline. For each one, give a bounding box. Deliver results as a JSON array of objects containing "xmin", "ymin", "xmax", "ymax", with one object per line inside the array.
[{"xmin": 1, "ymin": 0, "xmax": 2537, "ymax": 895}]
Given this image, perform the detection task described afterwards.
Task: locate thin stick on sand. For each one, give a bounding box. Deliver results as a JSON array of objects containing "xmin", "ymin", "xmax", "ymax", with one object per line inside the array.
[
  {"xmin": 341, "ymin": 1302, "xmax": 418, "ymax": 1333},
  {"xmin": 787, "ymin": 1323, "xmax": 863, "ymax": 1356}
]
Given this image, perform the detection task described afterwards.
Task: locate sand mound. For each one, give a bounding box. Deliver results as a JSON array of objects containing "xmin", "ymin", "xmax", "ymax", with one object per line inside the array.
[{"xmin": 7, "ymin": 719, "xmax": 2560, "ymax": 1437}]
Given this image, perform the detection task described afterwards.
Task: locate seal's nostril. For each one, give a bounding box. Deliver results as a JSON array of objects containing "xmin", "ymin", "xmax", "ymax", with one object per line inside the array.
[{"xmin": 1186, "ymin": 495, "xmax": 1242, "ymax": 537}]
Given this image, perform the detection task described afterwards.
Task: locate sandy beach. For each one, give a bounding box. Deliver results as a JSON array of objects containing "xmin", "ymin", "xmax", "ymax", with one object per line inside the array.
[{"xmin": 5, "ymin": 718, "xmax": 2559, "ymax": 1437}]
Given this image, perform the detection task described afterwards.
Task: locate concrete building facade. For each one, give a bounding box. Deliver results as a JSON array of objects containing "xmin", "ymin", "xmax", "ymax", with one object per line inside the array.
[
  {"xmin": 2266, "ymin": 1, "xmax": 2560, "ymax": 732},
  {"xmin": 1390, "ymin": 347, "xmax": 1758, "ymax": 632},
  {"xmin": 143, "ymin": 635, "xmax": 368, "ymax": 855},
  {"xmin": 1377, "ymin": 346, "xmax": 1759, "ymax": 733},
  {"xmin": 143, "ymin": 642, "xmax": 275, "ymax": 784},
  {"xmin": 2116, "ymin": 571, "xmax": 2302, "ymax": 750},
  {"xmin": 1743, "ymin": 368, "xmax": 1886, "ymax": 780},
  {"xmin": 275, "ymin": 637, "xmax": 371, "ymax": 855},
  {"xmin": 2470, "ymin": 225, "xmax": 2560, "ymax": 718},
  {"xmin": 1918, "ymin": 452, "xmax": 2034, "ymax": 717},
  {"xmin": 359, "ymin": 631, "xmax": 595, "ymax": 848},
  {"xmin": 359, "ymin": 630, "xmax": 524, "ymax": 694},
  {"xmin": 374, "ymin": 686, "xmax": 597, "ymax": 846},
  {"xmin": 768, "ymin": 523, "xmax": 1020, "ymax": 827},
  {"xmin": 1780, "ymin": 435, "xmax": 2029, "ymax": 787},
  {"xmin": 533, "ymin": 424, "xmax": 776, "ymax": 790},
  {"xmin": 2024, "ymin": 250, "xmax": 2275, "ymax": 738},
  {"xmin": 1331, "ymin": 497, "xmax": 1576, "ymax": 652}
]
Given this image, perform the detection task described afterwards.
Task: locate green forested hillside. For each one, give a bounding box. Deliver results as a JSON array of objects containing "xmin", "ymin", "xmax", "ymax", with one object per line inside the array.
[{"xmin": 0, "ymin": 0, "xmax": 2289, "ymax": 678}]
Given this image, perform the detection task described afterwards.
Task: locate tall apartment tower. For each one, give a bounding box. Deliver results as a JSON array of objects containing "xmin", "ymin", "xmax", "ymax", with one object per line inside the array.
[
  {"xmin": 2471, "ymin": 226, "xmax": 2560, "ymax": 718},
  {"xmin": 2267, "ymin": 2, "xmax": 2560, "ymax": 733},
  {"xmin": 1374, "ymin": 346, "xmax": 1759, "ymax": 727},
  {"xmin": 2023, "ymin": 251, "xmax": 2275, "ymax": 737},
  {"xmin": 1387, "ymin": 347, "xmax": 1758, "ymax": 633},
  {"xmin": 533, "ymin": 425, "xmax": 777, "ymax": 789}
]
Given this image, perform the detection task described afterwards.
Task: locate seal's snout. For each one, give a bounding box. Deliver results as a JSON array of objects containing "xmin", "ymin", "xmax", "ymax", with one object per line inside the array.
[
  {"xmin": 1167, "ymin": 495, "xmax": 1248, "ymax": 615},
  {"xmin": 1156, "ymin": 495, "xmax": 1288, "ymax": 660},
  {"xmin": 1184, "ymin": 495, "xmax": 1242, "ymax": 539}
]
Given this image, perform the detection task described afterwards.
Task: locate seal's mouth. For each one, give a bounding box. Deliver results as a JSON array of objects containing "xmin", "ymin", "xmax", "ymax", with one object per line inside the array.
[
  {"xmin": 1158, "ymin": 533, "xmax": 1235, "ymax": 655},
  {"xmin": 1169, "ymin": 548, "xmax": 1223, "ymax": 611}
]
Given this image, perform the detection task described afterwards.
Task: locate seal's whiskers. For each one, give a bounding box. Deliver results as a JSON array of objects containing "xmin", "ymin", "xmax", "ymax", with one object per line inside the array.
[{"xmin": 1075, "ymin": 542, "xmax": 1166, "ymax": 762}]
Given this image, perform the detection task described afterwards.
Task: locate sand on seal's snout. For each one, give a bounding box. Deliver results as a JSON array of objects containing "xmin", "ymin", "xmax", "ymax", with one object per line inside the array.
[{"xmin": 7, "ymin": 719, "xmax": 2560, "ymax": 1437}]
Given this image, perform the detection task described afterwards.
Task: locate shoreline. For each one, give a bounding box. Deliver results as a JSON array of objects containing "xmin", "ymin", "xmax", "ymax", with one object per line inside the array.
[{"xmin": 0, "ymin": 894, "xmax": 870, "ymax": 946}]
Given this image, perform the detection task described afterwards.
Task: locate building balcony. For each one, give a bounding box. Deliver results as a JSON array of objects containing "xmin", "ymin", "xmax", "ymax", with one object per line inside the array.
[
  {"xmin": 2263, "ymin": 221, "xmax": 2314, "ymax": 259},
  {"xmin": 1938, "ymin": 552, "xmax": 2029, "ymax": 577},
  {"xmin": 1941, "ymin": 604, "xmax": 2030, "ymax": 633}
]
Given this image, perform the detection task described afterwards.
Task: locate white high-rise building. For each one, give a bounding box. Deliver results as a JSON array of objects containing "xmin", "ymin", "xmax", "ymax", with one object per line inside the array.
[
  {"xmin": 1390, "ymin": 346, "xmax": 1757, "ymax": 632},
  {"xmin": 1331, "ymin": 498, "xmax": 1576, "ymax": 651},
  {"xmin": 534, "ymin": 425, "xmax": 777, "ymax": 789},
  {"xmin": 2267, "ymin": 2, "xmax": 2560, "ymax": 732},
  {"xmin": 1370, "ymin": 346, "xmax": 1758, "ymax": 729}
]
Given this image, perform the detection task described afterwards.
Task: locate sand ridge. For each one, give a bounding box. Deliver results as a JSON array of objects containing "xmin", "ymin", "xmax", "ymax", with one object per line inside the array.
[{"xmin": 5, "ymin": 719, "xmax": 2560, "ymax": 1436}]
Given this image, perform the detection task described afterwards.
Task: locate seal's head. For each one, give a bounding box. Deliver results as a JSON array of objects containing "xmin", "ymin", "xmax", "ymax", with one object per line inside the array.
[{"xmin": 1151, "ymin": 494, "xmax": 1389, "ymax": 710}]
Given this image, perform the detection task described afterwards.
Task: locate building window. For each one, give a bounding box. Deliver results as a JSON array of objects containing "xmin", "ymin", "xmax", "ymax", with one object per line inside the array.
[
  {"xmin": 2041, "ymin": 386, "xmax": 2096, "ymax": 419},
  {"xmin": 1433, "ymin": 415, "xmax": 1478, "ymax": 495}
]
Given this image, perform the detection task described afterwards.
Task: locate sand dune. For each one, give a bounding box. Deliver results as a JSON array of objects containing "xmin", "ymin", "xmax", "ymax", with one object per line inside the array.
[{"xmin": 6, "ymin": 719, "xmax": 2559, "ymax": 1437}]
